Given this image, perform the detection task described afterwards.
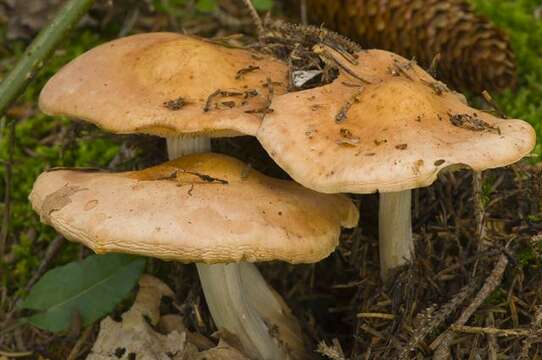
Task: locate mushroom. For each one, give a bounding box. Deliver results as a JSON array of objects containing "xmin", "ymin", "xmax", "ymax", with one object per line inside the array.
[
  {"xmin": 39, "ymin": 32, "xmax": 287, "ymax": 140},
  {"xmin": 256, "ymin": 48, "xmax": 536, "ymax": 279},
  {"xmin": 30, "ymin": 153, "xmax": 359, "ymax": 359},
  {"xmin": 38, "ymin": 32, "xmax": 324, "ymax": 359}
]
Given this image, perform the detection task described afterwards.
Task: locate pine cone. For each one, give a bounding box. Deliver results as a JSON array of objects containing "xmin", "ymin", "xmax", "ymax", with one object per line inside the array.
[{"xmin": 299, "ymin": 0, "xmax": 517, "ymax": 93}]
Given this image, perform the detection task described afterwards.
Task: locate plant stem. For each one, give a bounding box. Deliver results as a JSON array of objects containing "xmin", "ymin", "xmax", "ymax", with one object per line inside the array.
[
  {"xmin": 379, "ymin": 190, "xmax": 414, "ymax": 280},
  {"xmin": 0, "ymin": 0, "xmax": 96, "ymax": 116},
  {"xmin": 0, "ymin": 120, "xmax": 15, "ymax": 259}
]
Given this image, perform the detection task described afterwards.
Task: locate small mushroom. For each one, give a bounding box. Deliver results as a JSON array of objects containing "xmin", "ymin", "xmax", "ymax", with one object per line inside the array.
[
  {"xmin": 30, "ymin": 153, "xmax": 359, "ymax": 359},
  {"xmin": 256, "ymin": 48, "xmax": 536, "ymax": 279}
]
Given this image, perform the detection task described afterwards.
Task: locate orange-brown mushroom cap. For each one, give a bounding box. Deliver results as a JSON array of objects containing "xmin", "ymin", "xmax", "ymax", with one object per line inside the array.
[
  {"xmin": 39, "ymin": 33, "xmax": 288, "ymax": 137},
  {"xmin": 29, "ymin": 153, "xmax": 359, "ymax": 264},
  {"xmin": 257, "ymin": 49, "xmax": 536, "ymax": 193}
]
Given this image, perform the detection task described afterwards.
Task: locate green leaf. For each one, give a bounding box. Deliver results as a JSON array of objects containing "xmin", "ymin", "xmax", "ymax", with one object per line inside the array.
[
  {"xmin": 196, "ymin": 0, "xmax": 217, "ymax": 12},
  {"xmin": 253, "ymin": 0, "xmax": 273, "ymax": 10},
  {"xmin": 20, "ymin": 253, "xmax": 145, "ymax": 333}
]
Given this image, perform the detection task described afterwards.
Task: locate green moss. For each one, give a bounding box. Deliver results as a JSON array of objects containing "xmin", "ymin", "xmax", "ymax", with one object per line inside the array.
[
  {"xmin": 0, "ymin": 30, "xmax": 119, "ymax": 289},
  {"xmin": 470, "ymin": 0, "xmax": 542, "ymax": 157},
  {"xmin": 484, "ymin": 287, "xmax": 507, "ymax": 305},
  {"xmin": 517, "ymin": 237, "xmax": 542, "ymax": 268}
]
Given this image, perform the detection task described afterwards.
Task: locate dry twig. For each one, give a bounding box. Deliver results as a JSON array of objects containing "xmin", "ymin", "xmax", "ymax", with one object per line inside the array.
[
  {"xmin": 472, "ymin": 171, "xmax": 487, "ymax": 250},
  {"xmin": 519, "ymin": 306, "xmax": 542, "ymax": 359},
  {"xmin": 431, "ymin": 254, "xmax": 509, "ymax": 359},
  {"xmin": 241, "ymin": 0, "xmax": 264, "ymax": 35},
  {"xmin": 398, "ymin": 276, "xmax": 482, "ymax": 360},
  {"xmin": 450, "ymin": 324, "xmax": 531, "ymax": 337},
  {"xmin": 317, "ymin": 339, "xmax": 347, "ymax": 360}
]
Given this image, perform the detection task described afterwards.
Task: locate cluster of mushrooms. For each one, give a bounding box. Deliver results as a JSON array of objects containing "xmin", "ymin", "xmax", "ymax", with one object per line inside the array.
[{"xmin": 30, "ymin": 32, "xmax": 535, "ymax": 359}]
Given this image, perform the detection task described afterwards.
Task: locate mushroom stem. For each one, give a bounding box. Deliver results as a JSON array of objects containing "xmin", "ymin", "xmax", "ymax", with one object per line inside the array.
[
  {"xmin": 197, "ymin": 264, "xmax": 286, "ymax": 359},
  {"xmin": 379, "ymin": 190, "xmax": 414, "ymax": 280},
  {"xmin": 166, "ymin": 135, "xmax": 212, "ymax": 160},
  {"xmin": 166, "ymin": 136, "xmax": 302, "ymax": 360},
  {"xmin": 239, "ymin": 262, "xmax": 306, "ymax": 359}
]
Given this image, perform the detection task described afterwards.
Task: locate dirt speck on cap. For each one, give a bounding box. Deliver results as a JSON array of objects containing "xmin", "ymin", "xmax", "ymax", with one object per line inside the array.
[{"xmin": 41, "ymin": 185, "xmax": 86, "ymax": 221}]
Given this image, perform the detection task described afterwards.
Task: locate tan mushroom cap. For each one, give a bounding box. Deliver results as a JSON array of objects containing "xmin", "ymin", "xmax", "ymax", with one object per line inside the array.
[
  {"xmin": 257, "ymin": 49, "xmax": 536, "ymax": 193},
  {"xmin": 39, "ymin": 33, "xmax": 288, "ymax": 137},
  {"xmin": 29, "ymin": 153, "xmax": 359, "ymax": 264}
]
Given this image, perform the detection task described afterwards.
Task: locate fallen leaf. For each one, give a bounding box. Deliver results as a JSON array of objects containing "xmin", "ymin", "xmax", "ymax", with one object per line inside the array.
[
  {"xmin": 194, "ymin": 339, "xmax": 249, "ymax": 360},
  {"xmin": 86, "ymin": 275, "xmax": 198, "ymax": 360}
]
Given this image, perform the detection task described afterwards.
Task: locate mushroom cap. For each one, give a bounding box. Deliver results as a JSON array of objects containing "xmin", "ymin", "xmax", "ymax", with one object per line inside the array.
[
  {"xmin": 29, "ymin": 153, "xmax": 359, "ymax": 264},
  {"xmin": 39, "ymin": 33, "xmax": 288, "ymax": 137},
  {"xmin": 257, "ymin": 49, "xmax": 536, "ymax": 193}
]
